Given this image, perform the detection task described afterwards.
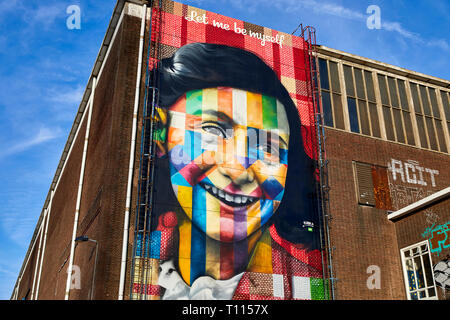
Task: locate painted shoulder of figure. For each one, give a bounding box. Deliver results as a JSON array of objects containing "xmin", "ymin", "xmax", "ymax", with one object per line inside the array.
[{"xmin": 268, "ymin": 224, "xmax": 323, "ymax": 274}]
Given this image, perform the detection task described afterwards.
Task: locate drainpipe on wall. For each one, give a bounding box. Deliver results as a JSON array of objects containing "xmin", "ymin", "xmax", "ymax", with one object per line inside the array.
[
  {"xmin": 30, "ymin": 215, "xmax": 45, "ymax": 300},
  {"xmin": 118, "ymin": 3, "xmax": 147, "ymax": 300},
  {"xmin": 34, "ymin": 190, "xmax": 54, "ymax": 300},
  {"xmin": 64, "ymin": 77, "xmax": 96, "ymax": 300}
]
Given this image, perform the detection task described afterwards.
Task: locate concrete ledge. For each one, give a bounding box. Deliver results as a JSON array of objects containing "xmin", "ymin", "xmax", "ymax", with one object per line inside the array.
[{"xmin": 388, "ymin": 187, "xmax": 450, "ymax": 221}]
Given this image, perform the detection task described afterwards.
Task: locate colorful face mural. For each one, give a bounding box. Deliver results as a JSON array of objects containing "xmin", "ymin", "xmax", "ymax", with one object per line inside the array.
[
  {"xmin": 131, "ymin": 0, "xmax": 325, "ymax": 301},
  {"xmin": 166, "ymin": 87, "xmax": 289, "ymax": 243}
]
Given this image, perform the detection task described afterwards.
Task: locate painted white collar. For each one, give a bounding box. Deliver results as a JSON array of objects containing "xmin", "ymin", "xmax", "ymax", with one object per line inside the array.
[{"xmin": 158, "ymin": 259, "xmax": 244, "ymax": 300}]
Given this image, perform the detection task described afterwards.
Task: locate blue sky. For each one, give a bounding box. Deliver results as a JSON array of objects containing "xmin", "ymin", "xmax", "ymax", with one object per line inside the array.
[{"xmin": 0, "ymin": 0, "xmax": 448, "ymax": 300}]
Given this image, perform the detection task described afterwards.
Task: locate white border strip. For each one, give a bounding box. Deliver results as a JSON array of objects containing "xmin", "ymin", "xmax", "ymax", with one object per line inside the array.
[
  {"xmin": 34, "ymin": 190, "xmax": 54, "ymax": 300},
  {"xmin": 97, "ymin": 10, "xmax": 126, "ymax": 81},
  {"xmin": 118, "ymin": 3, "xmax": 147, "ymax": 300},
  {"xmin": 64, "ymin": 77, "xmax": 97, "ymax": 300},
  {"xmin": 30, "ymin": 216, "xmax": 45, "ymax": 299},
  {"xmin": 388, "ymin": 186, "xmax": 450, "ymax": 220}
]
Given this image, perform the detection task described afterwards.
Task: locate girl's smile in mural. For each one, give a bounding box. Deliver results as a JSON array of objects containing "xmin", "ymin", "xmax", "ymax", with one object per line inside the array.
[{"xmin": 165, "ymin": 87, "xmax": 290, "ymax": 243}]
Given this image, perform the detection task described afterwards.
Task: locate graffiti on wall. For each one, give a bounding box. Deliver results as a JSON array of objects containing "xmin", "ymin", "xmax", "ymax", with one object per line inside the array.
[
  {"xmin": 131, "ymin": 1, "xmax": 325, "ymax": 301},
  {"xmin": 388, "ymin": 184, "xmax": 434, "ymax": 211},
  {"xmin": 422, "ymin": 222, "xmax": 450, "ymax": 256},
  {"xmin": 387, "ymin": 159, "xmax": 439, "ymax": 210},
  {"xmin": 425, "ymin": 209, "xmax": 440, "ymax": 227},
  {"xmin": 388, "ymin": 159, "xmax": 439, "ymax": 187},
  {"xmin": 434, "ymin": 257, "xmax": 450, "ymax": 291}
]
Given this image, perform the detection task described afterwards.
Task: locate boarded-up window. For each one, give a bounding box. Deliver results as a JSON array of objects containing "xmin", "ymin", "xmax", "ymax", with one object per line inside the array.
[
  {"xmin": 354, "ymin": 162, "xmax": 375, "ymax": 206},
  {"xmin": 354, "ymin": 162, "xmax": 392, "ymax": 209},
  {"xmin": 371, "ymin": 166, "xmax": 393, "ymax": 210}
]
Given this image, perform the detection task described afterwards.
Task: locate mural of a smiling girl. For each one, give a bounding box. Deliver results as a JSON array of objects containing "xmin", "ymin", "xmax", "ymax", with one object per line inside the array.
[{"xmin": 134, "ymin": 42, "xmax": 325, "ymax": 300}]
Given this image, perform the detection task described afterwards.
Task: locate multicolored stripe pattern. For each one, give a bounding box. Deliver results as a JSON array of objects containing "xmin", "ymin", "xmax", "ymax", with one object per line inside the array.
[
  {"xmin": 132, "ymin": 0, "xmax": 323, "ymax": 300},
  {"xmin": 166, "ymin": 87, "xmax": 289, "ymax": 285}
]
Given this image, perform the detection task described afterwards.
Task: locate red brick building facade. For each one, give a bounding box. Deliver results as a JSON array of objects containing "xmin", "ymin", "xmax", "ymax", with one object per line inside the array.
[{"xmin": 11, "ymin": 0, "xmax": 450, "ymax": 300}]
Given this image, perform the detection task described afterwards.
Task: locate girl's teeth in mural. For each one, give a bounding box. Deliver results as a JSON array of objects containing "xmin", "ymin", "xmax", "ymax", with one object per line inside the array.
[{"xmin": 202, "ymin": 184, "xmax": 256, "ymax": 206}]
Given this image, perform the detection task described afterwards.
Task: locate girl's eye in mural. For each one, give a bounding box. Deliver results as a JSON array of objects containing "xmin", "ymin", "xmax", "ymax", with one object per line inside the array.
[
  {"xmin": 201, "ymin": 122, "xmax": 231, "ymax": 138},
  {"xmin": 259, "ymin": 144, "xmax": 281, "ymax": 165},
  {"xmin": 259, "ymin": 138, "xmax": 278, "ymax": 154}
]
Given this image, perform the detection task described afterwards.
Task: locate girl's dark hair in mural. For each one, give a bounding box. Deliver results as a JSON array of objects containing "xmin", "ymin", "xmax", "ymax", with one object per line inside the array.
[{"xmin": 151, "ymin": 42, "xmax": 320, "ymax": 251}]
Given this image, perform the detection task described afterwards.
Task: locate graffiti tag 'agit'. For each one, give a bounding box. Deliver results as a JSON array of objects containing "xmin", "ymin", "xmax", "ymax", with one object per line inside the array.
[
  {"xmin": 388, "ymin": 159, "xmax": 439, "ymax": 187},
  {"xmin": 422, "ymin": 222, "xmax": 450, "ymax": 256}
]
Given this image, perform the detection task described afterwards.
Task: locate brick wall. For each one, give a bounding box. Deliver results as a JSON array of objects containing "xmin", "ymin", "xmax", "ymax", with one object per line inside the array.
[
  {"xmin": 16, "ymin": 231, "xmax": 42, "ymax": 300},
  {"xmin": 392, "ymin": 199, "xmax": 450, "ymax": 300},
  {"xmin": 37, "ymin": 117, "xmax": 87, "ymax": 299},
  {"xmin": 325, "ymin": 127, "xmax": 449, "ymax": 300},
  {"xmin": 15, "ymin": 12, "xmax": 143, "ymax": 300},
  {"xmin": 69, "ymin": 13, "xmax": 142, "ymax": 300}
]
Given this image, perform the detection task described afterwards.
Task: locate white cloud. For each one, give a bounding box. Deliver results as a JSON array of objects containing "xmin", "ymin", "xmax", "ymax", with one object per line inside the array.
[
  {"xmin": 381, "ymin": 21, "xmax": 419, "ymax": 40},
  {"xmin": 0, "ymin": 126, "xmax": 62, "ymax": 158},
  {"xmin": 263, "ymin": 0, "xmax": 450, "ymax": 52},
  {"xmin": 50, "ymin": 85, "xmax": 84, "ymax": 104},
  {"xmin": 426, "ymin": 39, "xmax": 450, "ymax": 51},
  {"xmin": 299, "ymin": 0, "xmax": 364, "ymax": 20},
  {"xmin": 47, "ymin": 85, "xmax": 84, "ymax": 121}
]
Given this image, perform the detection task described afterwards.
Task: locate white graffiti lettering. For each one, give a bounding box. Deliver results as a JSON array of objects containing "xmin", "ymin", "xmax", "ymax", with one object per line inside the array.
[{"xmin": 388, "ymin": 159, "xmax": 439, "ymax": 187}]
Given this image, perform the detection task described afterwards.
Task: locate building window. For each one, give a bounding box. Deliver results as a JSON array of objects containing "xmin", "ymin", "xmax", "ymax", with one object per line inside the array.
[
  {"xmin": 318, "ymin": 57, "xmax": 448, "ymax": 154},
  {"xmin": 342, "ymin": 65, "xmax": 380, "ymax": 137},
  {"xmin": 400, "ymin": 241, "xmax": 438, "ymax": 300},
  {"xmin": 377, "ymin": 74, "xmax": 416, "ymax": 145},
  {"xmin": 440, "ymin": 90, "xmax": 450, "ymax": 146},
  {"xmin": 318, "ymin": 58, "xmax": 345, "ymax": 130},
  {"xmin": 410, "ymin": 83, "xmax": 448, "ymax": 153}
]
